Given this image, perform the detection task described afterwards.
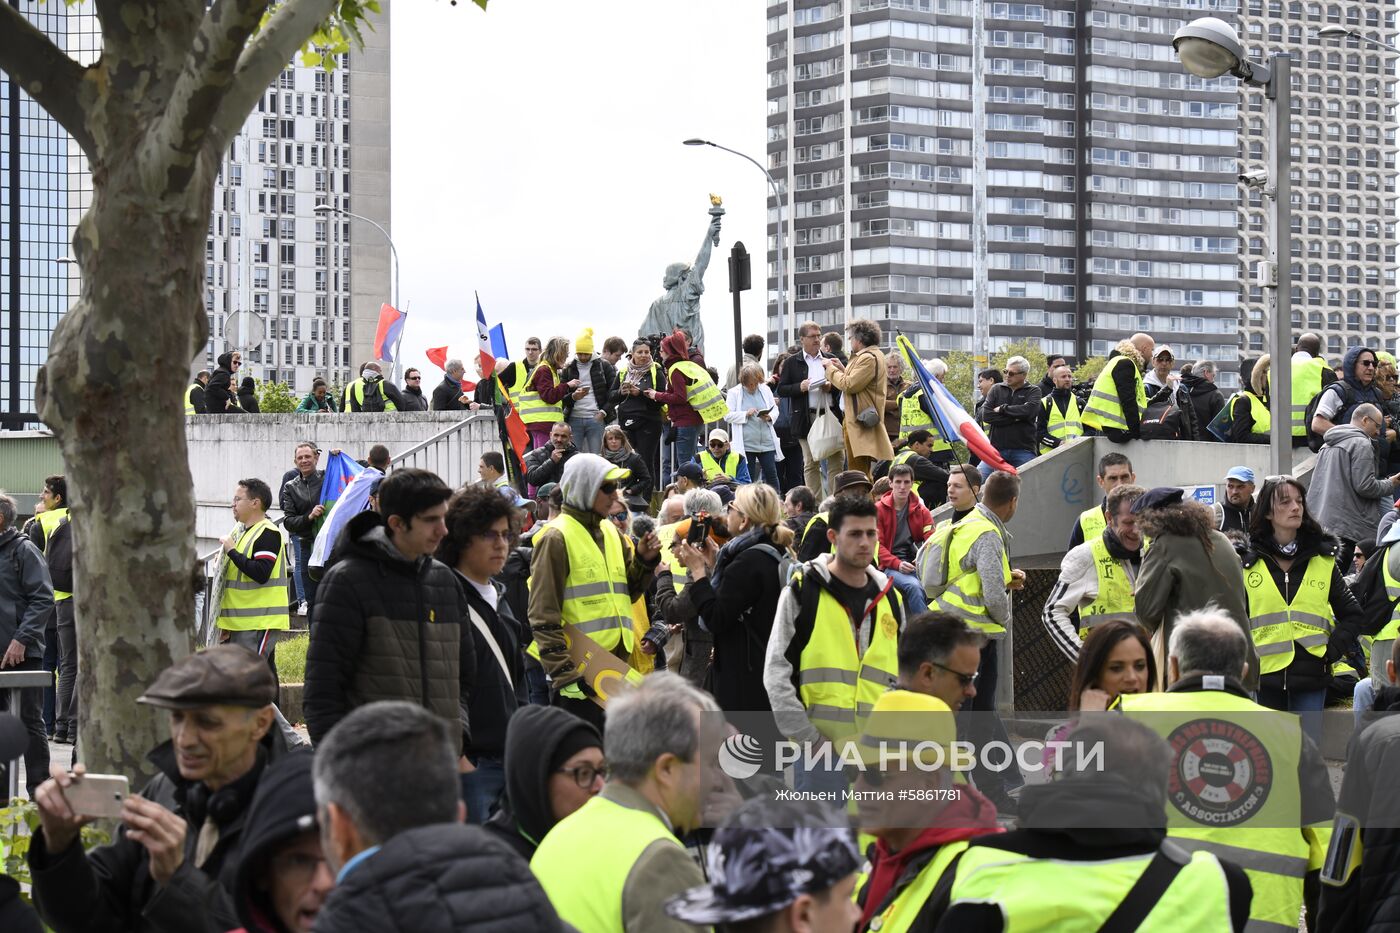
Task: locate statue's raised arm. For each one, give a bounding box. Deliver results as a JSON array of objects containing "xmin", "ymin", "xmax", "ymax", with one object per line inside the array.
[{"xmin": 638, "ymin": 196, "xmax": 725, "ymax": 354}]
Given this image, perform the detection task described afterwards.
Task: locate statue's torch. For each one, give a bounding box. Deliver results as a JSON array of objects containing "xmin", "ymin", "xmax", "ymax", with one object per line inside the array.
[{"xmin": 708, "ymin": 193, "xmax": 725, "ymax": 247}]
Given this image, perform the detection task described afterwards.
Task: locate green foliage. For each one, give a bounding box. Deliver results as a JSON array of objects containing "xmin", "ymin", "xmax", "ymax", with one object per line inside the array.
[
  {"xmin": 1073, "ymin": 356, "xmax": 1109, "ymax": 384},
  {"xmin": 939, "ymin": 350, "xmax": 976, "ymax": 410},
  {"xmin": 277, "ymin": 633, "xmax": 309, "ymax": 684},
  {"xmin": 1, "ymin": 801, "xmax": 110, "ymax": 904},
  {"xmin": 297, "ymin": 0, "xmax": 486, "ymax": 69},
  {"xmin": 990, "ymin": 340, "xmax": 1050, "ymax": 387},
  {"xmin": 256, "ymin": 380, "xmax": 299, "ymax": 414}
]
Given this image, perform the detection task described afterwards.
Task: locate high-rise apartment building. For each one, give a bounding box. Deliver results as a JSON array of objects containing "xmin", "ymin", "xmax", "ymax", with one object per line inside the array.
[
  {"xmin": 1236, "ymin": 1, "xmax": 1398, "ymax": 360},
  {"xmin": 0, "ymin": 4, "xmax": 74, "ymax": 429},
  {"xmin": 0, "ymin": 4, "xmax": 390, "ymax": 429},
  {"xmin": 766, "ymin": 0, "xmax": 1246, "ymax": 388}
]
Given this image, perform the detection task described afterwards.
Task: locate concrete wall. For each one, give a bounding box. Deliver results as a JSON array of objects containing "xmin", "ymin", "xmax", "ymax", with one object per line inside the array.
[{"xmin": 188, "ymin": 411, "xmax": 498, "ymax": 550}]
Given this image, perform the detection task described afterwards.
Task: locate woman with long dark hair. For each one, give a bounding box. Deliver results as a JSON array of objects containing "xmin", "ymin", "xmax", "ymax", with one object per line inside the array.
[
  {"xmin": 1068, "ymin": 619, "xmax": 1155, "ymax": 712},
  {"xmin": 1242, "ymin": 475, "xmax": 1366, "ymax": 715},
  {"xmin": 601, "ymin": 424, "xmax": 653, "ymax": 510},
  {"xmin": 609, "ymin": 339, "xmax": 666, "ymax": 489}
]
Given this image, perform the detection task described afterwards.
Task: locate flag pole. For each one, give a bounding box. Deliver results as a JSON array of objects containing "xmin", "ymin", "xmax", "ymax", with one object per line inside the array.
[{"xmin": 896, "ymin": 329, "xmax": 966, "ymax": 471}]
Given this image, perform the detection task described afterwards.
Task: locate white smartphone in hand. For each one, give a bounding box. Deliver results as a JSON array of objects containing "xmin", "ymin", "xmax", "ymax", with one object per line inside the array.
[{"xmin": 65, "ymin": 774, "xmax": 130, "ymax": 819}]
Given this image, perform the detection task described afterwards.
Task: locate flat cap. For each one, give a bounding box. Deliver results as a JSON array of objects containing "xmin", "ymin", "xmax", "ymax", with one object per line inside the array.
[
  {"xmin": 138, "ymin": 644, "xmax": 277, "ymax": 710},
  {"xmin": 1130, "ymin": 486, "xmax": 1185, "ymax": 514}
]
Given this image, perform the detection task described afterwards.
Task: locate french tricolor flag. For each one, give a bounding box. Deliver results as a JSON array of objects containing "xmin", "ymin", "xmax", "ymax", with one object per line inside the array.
[
  {"xmin": 896, "ymin": 333, "xmax": 1017, "ymax": 475},
  {"xmin": 373, "ymin": 303, "xmax": 405, "ymax": 362}
]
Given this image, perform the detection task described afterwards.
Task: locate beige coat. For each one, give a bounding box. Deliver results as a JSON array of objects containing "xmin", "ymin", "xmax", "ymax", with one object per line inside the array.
[{"xmin": 828, "ymin": 345, "xmax": 895, "ymax": 461}]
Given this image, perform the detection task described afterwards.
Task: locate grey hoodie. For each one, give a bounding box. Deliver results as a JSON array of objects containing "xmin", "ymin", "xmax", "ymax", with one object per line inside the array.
[{"xmin": 1310, "ymin": 423, "xmax": 1396, "ymax": 543}]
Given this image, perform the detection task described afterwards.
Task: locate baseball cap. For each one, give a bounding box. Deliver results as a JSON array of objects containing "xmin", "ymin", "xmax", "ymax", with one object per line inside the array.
[
  {"xmin": 677, "ymin": 462, "xmax": 706, "ymax": 483},
  {"xmin": 138, "ymin": 644, "xmax": 277, "ymax": 710},
  {"xmin": 1225, "ymin": 466, "xmax": 1256, "ymax": 483},
  {"xmin": 708, "ymin": 428, "xmax": 730, "ymax": 444},
  {"xmin": 537, "ymin": 482, "xmax": 560, "ymax": 501},
  {"xmin": 1154, "ymin": 345, "xmax": 1175, "ymax": 360}
]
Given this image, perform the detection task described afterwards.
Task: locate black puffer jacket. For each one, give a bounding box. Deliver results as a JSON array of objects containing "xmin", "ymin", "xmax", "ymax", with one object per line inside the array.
[
  {"xmin": 232, "ymin": 751, "xmax": 318, "ymax": 933},
  {"xmin": 280, "ymin": 470, "xmax": 325, "ymax": 545},
  {"xmin": 304, "ymin": 510, "xmax": 475, "ymax": 753},
  {"xmin": 311, "ymin": 824, "xmax": 565, "ymax": 933},
  {"xmin": 1319, "ymin": 685, "xmax": 1400, "ymax": 932},
  {"xmin": 1181, "ymin": 370, "xmax": 1226, "ymax": 440},
  {"xmin": 29, "ymin": 737, "xmax": 282, "ymax": 933}
]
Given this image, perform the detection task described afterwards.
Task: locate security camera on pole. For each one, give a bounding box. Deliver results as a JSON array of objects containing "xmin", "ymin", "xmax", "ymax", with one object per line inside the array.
[{"xmin": 1174, "ymin": 17, "xmax": 1292, "ymax": 476}]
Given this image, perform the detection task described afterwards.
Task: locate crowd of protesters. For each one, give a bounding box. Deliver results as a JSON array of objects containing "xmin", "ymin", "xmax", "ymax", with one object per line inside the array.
[{"xmin": 11, "ymin": 320, "xmax": 1400, "ymax": 932}]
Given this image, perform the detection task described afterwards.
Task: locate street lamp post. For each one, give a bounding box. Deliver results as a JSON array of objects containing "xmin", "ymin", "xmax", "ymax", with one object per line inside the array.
[
  {"xmin": 313, "ymin": 203, "xmax": 401, "ymax": 379},
  {"xmin": 1174, "ymin": 18, "xmax": 1292, "ymax": 476},
  {"xmin": 1316, "ymin": 24, "xmax": 1400, "ymax": 53},
  {"xmin": 683, "ymin": 138, "xmax": 789, "ymax": 349}
]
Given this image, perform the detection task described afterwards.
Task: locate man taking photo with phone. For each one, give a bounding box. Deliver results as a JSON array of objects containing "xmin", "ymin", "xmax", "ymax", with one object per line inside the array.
[{"xmin": 27, "ymin": 646, "xmax": 283, "ymax": 933}]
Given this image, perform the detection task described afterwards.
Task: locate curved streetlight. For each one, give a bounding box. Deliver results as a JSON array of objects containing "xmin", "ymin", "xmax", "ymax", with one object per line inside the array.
[
  {"xmin": 683, "ymin": 138, "xmax": 789, "ymax": 347},
  {"xmin": 1174, "ymin": 17, "xmax": 1292, "ymax": 475},
  {"xmin": 1316, "ymin": 24, "xmax": 1400, "ymax": 53},
  {"xmin": 314, "ymin": 203, "xmax": 403, "ymax": 379}
]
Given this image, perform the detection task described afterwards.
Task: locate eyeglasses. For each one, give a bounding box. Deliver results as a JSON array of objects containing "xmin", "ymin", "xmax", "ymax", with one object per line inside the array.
[
  {"xmin": 929, "ymin": 661, "xmax": 979, "ymax": 688},
  {"xmin": 475, "ymin": 530, "xmax": 512, "ymax": 544},
  {"xmin": 1006, "ymin": 369, "xmax": 1026, "ymax": 376},
  {"xmin": 557, "ymin": 762, "xmax": 609, "ymax": 788},
  {"xmin": 599, "ymin": 481, "xmax": 617, "ymax": 495}
]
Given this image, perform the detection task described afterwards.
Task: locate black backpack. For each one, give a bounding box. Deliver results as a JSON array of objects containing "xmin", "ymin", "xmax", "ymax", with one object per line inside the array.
[
  {"xmin": 1304, "ymin": 382, "xmax": 1353, "ymax": 453},
  {"xmin": 45, "ymin": 516, "xmax": 74, "ymax": 592},
  {"xmin": 1138, "ymin": 396, "xmax": 1187, "ymax": 440}
]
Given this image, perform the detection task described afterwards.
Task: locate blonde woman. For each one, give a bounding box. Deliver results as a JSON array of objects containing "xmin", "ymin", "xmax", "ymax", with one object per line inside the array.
[
  {"xmin": 675, "ymin": 483, "xmax": 795, "ymax": 712},
  {"xmin": 520, "ymin": 336, "xmax": 579, "ymax": 450},
  {"xmin": 722, "ymin": 362, "xmax": 784, "ymax": 490}
]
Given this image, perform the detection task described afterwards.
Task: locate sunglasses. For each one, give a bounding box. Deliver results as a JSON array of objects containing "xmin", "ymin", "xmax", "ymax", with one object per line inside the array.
[
  {"xmin": 599, "ymin": 482, "xmax": 617, "ymax": 495},
  {"xmin": 929, "ymin": 661, "xmax": 979, "ymax": 688},
  {"xmin": 1360, "ymin": 359, "xmax": 1378, "ymax": 367},
  {"xmin": 709, "ymin": 441, "xmax": 726, "ymax": 448},
  {"xmin": 609, "ymin": 512, "xmax": 628, "ymax": 523}
]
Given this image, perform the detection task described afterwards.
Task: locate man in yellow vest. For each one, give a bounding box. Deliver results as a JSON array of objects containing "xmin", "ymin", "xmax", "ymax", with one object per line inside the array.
[
  {"xmin": 184, "ymin": 370, "xmax": 208, "ymax": 415},
  {"xmin": 1067, "ymin": 452, "xmax": 1137, "ymax": 550},
  {"xmin": 343, "ymin": 361, "xmax": 398, "ymax": 413},
  {"xmin": 1081, "ymin": 332, "xmax": 1162, "ymax": 443},
  {"xmin": 29, "ymin": 475, "xmax": 74, "ymax": 743},
  {"xmin": 528, "ymin": 453, "xmax": 661, "ymax": 729},
  {"xmin": 852, "ymin": 690, "xmax": 1003, "ymax": 933},
  {"xmin": 1120, "ymin": 608, "xmax": 1336, "ymax": 933},
  {"xmin": 763, "ymin": 495, "xmax": 902, "ymax": 793},
  {"xmin": 695, "ymin": 428, "xmax": 751, "ymax": 484},
  {"xmin": 217, "ymin": 478, "xmax": 291, "ymax": 667},
  {"xmin": 1038, "ymin": 362, "xmax": 1083, "ymax": 454},
  {"xmin": 930, "ymin": 715, "xmax": 1252, "ymax": 931},
  {"xmin": 666, "ymin": 796, "xmax": 862, "ymax": 932},
  {"xmin": 532, "ymin": 672, "xmax": 715, "ymax": 933},
  {"xmin": 1291, "ymin": 332, "xmax": 1333, "ymax": 444},
  {"xmin": 886, "ymin": 430, "xmax": 950, "ymax": 510},
  {"xmin": 920, "ymin": 470, "xmax": 1024, "ymax": 813},
  {"xmin": 1043, "ymin": 483, "xmax": 1145, "ymax": 662}
]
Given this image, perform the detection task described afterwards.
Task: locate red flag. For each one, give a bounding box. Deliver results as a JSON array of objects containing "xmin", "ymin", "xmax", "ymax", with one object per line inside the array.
[{"xmin": 426, "ymin": 346, "xmax": 476, "ymax": 393}]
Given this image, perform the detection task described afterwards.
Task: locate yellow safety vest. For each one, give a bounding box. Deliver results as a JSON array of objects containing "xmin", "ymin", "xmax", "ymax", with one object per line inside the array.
[
  {"xmin": 698, "ymin": 449, "xmax": 742, "ymax": 482},
  {"xmin": 892, "ymin": 449, "xmax": 926, "ymax": 501},
  {"xmin": 184, "ymin": 383, "xmax": 201, "ymax": 415},
  {"xmin": 517, "ymin": 362, "xmax": 564, "ymax": 425},
  {"xmin": 549, "ymin": 513, "xmax": 635, "ymax": 653},
  {"xmin": 863, "ymin": 841, "xmax": 971, "ymax": 933},
  {"xmin": 667, "ymin": 359, "xmax": 729, "ymax": 423},
  {"xmin": 1078, "ymin": 535, "xmax": 1137, "ymax": 641},
  {"xmin": 343, "ymin": 378, "xmax": 397, "ymax": 412},
  {"xmin": 1078, "ymin": 503, "xmax": 1107, "ymax": 543},
  {"xmin": 1120, "ymin": 689, "xmax": 1322, "ymax": 933},
  {"xmin": 1041, "ymin": 393, "xmax": 1084, "ymax": 453},
  {"xmin": 218, "ymin": 518, "xmax": 290, "ymax": 632},
  {"xmin": 1243, "ymin": 554, "xmax": 1334, "ymax": 676},
  {"xmin": 37, "ymin": 508, "xmax": 72, "ymax": 602},
  {"xmin": 531, "ymin": 793, "xmax": 681, "ymax": 933},
  {"xmin": 1377, "ymin": 545, "xmax": 1400, "ymax": 641},
  {"xmin": 1291, "ymin": 356, "xmax": 1326, "ymax": 437},
  {"xmin": 1081, "ymin": 354, "xmax": 1147, "ymax": 432},
  {"xmin": 898, "ymin": 390, "xmax": 934, "ymax": 438},
  {"xmin": 793, "ymin": 569, "xmax": 900, "ymax": 742},
  {"xmin": 1231, "ymin": 390, "xmax": 1271, "ymax": 437},
  {"xmin": 657, "ymin": 523, "xmax": 689, "ymax": 594},
  {"xmin": 934, "ymin": 510, "xmax": 1011, "ymax": 636},
  {"xmin": 945, "ymin": 838, "xmax": 1234, "ymax": 932},
  {"xmin": 503, "ymin": 361, "xmax": 532, "ymax": 402},
  {"xmin": 803, "ymin": 511, "xmax": 883, "ymax": 564}
]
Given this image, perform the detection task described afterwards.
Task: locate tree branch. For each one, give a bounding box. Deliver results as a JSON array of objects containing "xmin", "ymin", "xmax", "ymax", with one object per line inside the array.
[
  {"xmin": 0, "ymin": 3, "xmax": 95, "ymax": 158},
  {"xmin": 142, "ymin": 0, "xmax": 275, "ymax": 195},
  {"xmin": 208, "ymin": 0, "xmax": 340, "ymax": 153}
]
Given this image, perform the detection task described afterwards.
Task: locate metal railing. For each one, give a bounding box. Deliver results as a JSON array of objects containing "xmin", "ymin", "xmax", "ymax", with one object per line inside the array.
[{"xmin": 195, "ymin": 416, "xmax": 481, "ymax": 643}]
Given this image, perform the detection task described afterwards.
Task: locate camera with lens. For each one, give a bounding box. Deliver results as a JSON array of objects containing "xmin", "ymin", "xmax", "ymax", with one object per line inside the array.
[{"xmin": 685, "ymin": 511, "xmax": 712, "ymax": 545}]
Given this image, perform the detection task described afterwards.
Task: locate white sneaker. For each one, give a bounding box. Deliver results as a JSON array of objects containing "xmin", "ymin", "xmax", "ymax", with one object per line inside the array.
[{"xmin": 297, "ymin": 601, "xmax": 309, "ymax": 616}]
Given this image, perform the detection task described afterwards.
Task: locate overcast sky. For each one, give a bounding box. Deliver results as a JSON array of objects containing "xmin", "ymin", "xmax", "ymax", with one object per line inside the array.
[{"xmin": 389, "ymin": 0, "xmax": 768, "ymax": 380}]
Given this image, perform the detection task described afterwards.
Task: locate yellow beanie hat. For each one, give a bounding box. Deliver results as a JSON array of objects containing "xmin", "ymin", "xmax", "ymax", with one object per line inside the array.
[{"xmin": 576, "ymin": 328, "xmax": 595, "ymax": 355}]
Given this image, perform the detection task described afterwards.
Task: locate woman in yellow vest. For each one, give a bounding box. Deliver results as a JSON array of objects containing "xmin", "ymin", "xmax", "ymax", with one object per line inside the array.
[
  {"xmin": 1242, "ymin": 475, "xmax": 1366, "ymax": 717},
  {"xmin": 1227, "ymin": 354, "xmax": 1272, "ymax": 443},
  {"xmin": 647, "ymin": 330, "xmax": 727, "ymax": 483},
  {"xmin": 519, "ymin": 336, "xmax": 578, "ymax": 450}
]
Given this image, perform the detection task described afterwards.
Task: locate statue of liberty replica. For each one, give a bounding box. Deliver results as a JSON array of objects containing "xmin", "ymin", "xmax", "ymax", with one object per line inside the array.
[{"xmin": 638, "ymin": 195, "xmax": 725, "ymax": 353}]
